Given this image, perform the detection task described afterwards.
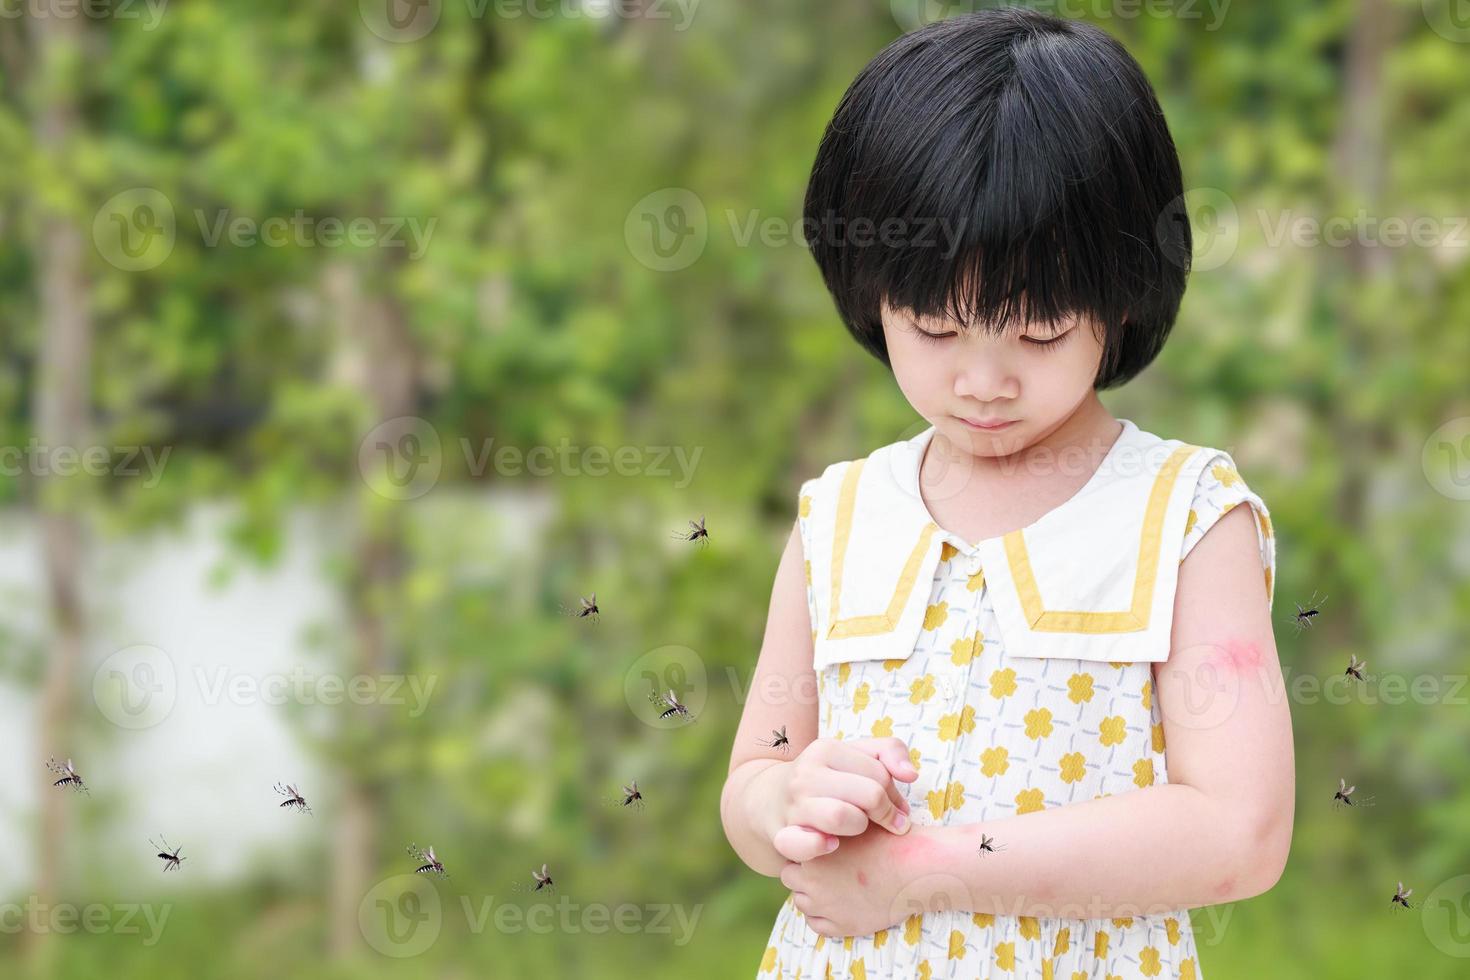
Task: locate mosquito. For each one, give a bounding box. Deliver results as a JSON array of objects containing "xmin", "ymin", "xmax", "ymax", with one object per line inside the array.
[
  {"xmin": 150, "ymin": 836, "xmax": 185, "ymax": 872},
  {"xmin": 1290, "ymin": 591, "xmax": 1327, "ymax": 632},
  {"xmin": 671, "ymin": 515, "xmax": 709, "ymax": 548},
  {"xmin": 649, "ymin": 688, "xmax": 693, "ymax": 722},
  {"xmin": 531, "ymin": 863, "xmax": 555, "ymax": 893},
  {"xmin": 1344, "ymin": 655, "xmax": 1368, "ymax": 681},
  {"xmin": 46, "ymin": 758, "xmax": 89, "ymax": 795},
  {"xmin": 561, "ymin": 593, "xmax": 600, "ymax": 623},
  {"xmin": 408, "ymin": 842, "xmax": 448, "ymax": 878},
  {"xmin": 275, "ymin": 782, "xmax": 312, "ymax": 814},
  {"xmin": 1391, "ymin": 881, "xmax": 1415, "ymax": 910},
  {"xmin": 977, "ymin": 834, "xmax": 1008, "ymax": 855},
  {"xmin": 1331, "ymin": 778, "xmax": 1375, "ymax": 809},
  {"xmin": 619, "ymin": 780, "xmax": 645, "ymax": 810},
  {"xmin": 756, "ymin": 725, "xmax": 791, "ymax": 753}
]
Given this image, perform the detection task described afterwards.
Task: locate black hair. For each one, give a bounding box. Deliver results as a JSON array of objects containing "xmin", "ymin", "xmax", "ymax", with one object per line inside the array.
[{"xmin": 803, "ymin": 8, "xmax": 1190, "ymax": 390}]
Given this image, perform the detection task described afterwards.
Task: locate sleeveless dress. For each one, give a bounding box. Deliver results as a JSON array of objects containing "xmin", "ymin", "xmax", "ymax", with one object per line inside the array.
[{"xmin": 755, "ymin": 419, "xmax": 1276, "ymax": 980}]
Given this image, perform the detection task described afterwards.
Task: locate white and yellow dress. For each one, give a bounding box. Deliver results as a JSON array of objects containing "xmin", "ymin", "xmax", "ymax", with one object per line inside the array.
[{"xmin": 756, "ymin": 418, "xmax": 1276, "ymax": 980}]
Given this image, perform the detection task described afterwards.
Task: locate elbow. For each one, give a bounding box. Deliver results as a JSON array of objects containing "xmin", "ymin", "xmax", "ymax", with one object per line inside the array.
[{"xmin": 1231, "ymin": 802, "xmax": 1293, "ymax": 900}]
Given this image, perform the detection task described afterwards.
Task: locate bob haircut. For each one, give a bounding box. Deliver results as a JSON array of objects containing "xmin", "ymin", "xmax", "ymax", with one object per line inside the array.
[{"xmin": 803, "ymin": 8, "xmax": 1191, "ymax": 390}]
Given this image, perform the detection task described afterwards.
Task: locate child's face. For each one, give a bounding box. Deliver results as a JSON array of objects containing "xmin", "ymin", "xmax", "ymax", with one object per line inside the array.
[{"xmin": 880, "ymin": 302, "xmax": 1107, "ymax": 457}]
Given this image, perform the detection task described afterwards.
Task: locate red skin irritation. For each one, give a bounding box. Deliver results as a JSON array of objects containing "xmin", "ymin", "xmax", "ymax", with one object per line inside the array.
[
  {"xmin": 1211, "ymin": 638, "xmax": 1262, "ymax": 673},
  {"xmin": 890, "ymin": 830, "xmax": 943, "ymax": 868},
  {"xmin": 856, "ymin": 870, "xmax": 868, "ymax": 887},
  {"xmin": 1214, "ymin": 876, "xmax": 1236, "ymax": 898}
]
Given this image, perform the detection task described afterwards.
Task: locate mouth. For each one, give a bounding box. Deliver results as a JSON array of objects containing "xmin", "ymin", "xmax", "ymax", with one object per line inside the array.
[{"xmin": 956, "ymin": 416, "xmax": 1018, "ymax": 431}]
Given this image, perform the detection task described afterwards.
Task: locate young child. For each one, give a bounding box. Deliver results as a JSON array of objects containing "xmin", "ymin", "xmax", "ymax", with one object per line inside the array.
[{"xmin": 720, "ymin": 9, "xmax": 1294, "ymax": 979}]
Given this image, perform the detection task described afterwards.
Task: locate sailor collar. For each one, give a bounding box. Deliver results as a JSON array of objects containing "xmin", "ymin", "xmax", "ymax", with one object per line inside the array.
[{"xmin": 805, "ymin": 418, "xmax": 1216, "ymax": 669}]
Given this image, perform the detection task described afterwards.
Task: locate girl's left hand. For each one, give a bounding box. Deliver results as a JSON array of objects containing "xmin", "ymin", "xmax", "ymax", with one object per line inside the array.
[{"xmin": 779, "ymin": 823, "xmax": 926, "ymax": 938}]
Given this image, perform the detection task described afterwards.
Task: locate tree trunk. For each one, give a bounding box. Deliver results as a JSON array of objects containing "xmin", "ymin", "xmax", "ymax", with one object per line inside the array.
[
  {"xmin": 27, "ymin": 3, "xmax": 92, "ymax": 964},
  {"xmin": 323, "ymin": 258, "xmax": 420, "ymax": 958}
]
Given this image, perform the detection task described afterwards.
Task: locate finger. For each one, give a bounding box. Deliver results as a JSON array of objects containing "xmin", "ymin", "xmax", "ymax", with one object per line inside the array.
[
  {"xmin": 842, "ymin": 737, "xmax": 920, "ymax": 783},
  {"xmin": 773, "ymin": 823, "xmax": 839, "ymax": 862},
  {"xmin": 803, "ymin": 769, "xmax": 910, "ymax": 835},
  {"xmin": 790, "ymin": 795, "xmax": 876, "ymax": 837},
  {"xmin": 823, "ymin": 745, "xmax": 912, "ymax": 814},
  {"xmin": 778, "ymin": 861, "xmax": 801, "ymax": 891}
]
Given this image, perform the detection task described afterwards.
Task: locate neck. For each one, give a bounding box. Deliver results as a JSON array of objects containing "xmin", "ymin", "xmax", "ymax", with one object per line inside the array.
[{"xmin": 926, "ymin": 393, "xmax": 1121, "ymax": 483}]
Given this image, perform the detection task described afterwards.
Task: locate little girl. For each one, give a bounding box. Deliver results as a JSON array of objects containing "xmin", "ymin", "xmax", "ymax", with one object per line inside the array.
[{"xmin": 720, "ymin": 9, "xmax": 1294, "ymax": 979}]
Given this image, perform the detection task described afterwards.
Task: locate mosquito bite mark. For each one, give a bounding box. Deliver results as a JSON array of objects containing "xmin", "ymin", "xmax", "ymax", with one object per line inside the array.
[
  {"xmin": 1213, "ymin": 876, "xmax": 1235, "ymax": 898},
  {"xmin": 857, "ymin": 870, "xmax": 869, "ymax": 887},
  {"xmin": 1211, "ymin": 638, "xmax": 1261, "ymax": 673},
  {"xmin": 891, "ymin": 831, "xmax": 939, "ymax": 867}
]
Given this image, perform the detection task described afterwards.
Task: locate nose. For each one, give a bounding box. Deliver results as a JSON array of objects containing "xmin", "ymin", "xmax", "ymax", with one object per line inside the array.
[{"xmin": 952, "ymin": 350, "xmax": 1019, "ymax": 402}]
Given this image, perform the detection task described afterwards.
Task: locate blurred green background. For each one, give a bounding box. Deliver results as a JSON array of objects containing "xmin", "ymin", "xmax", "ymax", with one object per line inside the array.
[{"xmin": 1, "ymin": 0, "xmax": 1469, "ymax": 977}]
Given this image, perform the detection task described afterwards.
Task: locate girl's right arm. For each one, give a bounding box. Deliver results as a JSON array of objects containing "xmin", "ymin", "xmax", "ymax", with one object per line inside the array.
[{"xmin": 719, "ymin": 520, "xmax": 916, "ymax": 877}]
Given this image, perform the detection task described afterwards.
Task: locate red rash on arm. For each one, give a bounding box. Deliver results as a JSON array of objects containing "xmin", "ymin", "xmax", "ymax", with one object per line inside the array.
[
  {"xmin": 1211, "ymin": 637, "xmax": 1262, "ymax": 672},
  {"xmin": 890, "ymin": 828, "xmax": 944, "ymax": 868}
]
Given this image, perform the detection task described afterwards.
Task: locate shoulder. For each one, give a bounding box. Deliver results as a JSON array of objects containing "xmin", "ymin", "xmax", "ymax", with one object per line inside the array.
[
  {"xmin": 796, "ymin": 429, "xmax": 917, "ymax": 511},
  {"xmin": 1124, "ymin": 420, "xmax": 1277, "ymax": 607},
  {"xmin": 1178, "ymin": 445, "xmax": 1277, "ymax": 608}
]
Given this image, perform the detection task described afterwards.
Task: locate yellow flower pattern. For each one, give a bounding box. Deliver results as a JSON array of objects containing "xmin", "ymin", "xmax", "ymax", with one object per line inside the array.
[{"xmin": 760, "ymin": 446, "xmax": 1271, "ymax": 979}]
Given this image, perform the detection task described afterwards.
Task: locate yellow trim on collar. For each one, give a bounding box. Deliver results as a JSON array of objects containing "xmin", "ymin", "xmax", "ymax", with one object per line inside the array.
[
  {"xmin": 1003, "ymin": 444, "xmax": 1199, "ymax": 632},
  {"xmin": 826, "ymin": 458, "xmax": 941, "ymax": 640}
]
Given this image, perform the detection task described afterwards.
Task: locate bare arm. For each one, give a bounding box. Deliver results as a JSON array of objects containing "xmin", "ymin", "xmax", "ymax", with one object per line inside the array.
[
  {"xmin": 909, "ymin": 503, "xmax": 1296, "ymax": 915},
  {"xmin": 720, "ymin": 521, "xmax": 821, "ymax": 877},
  {"xmin": 780, "ymin": 503, "xmax": 1296, "ymax": 933}
]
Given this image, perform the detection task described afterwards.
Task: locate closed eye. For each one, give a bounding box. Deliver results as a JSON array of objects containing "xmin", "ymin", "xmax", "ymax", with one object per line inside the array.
[
  {"xmin": 910, "ymin": 326, "xmax": 957, "ymax": 343},
  {"xmin": 1022, "ymin": 328, "xmax": 1073, "ymax": 349}
]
